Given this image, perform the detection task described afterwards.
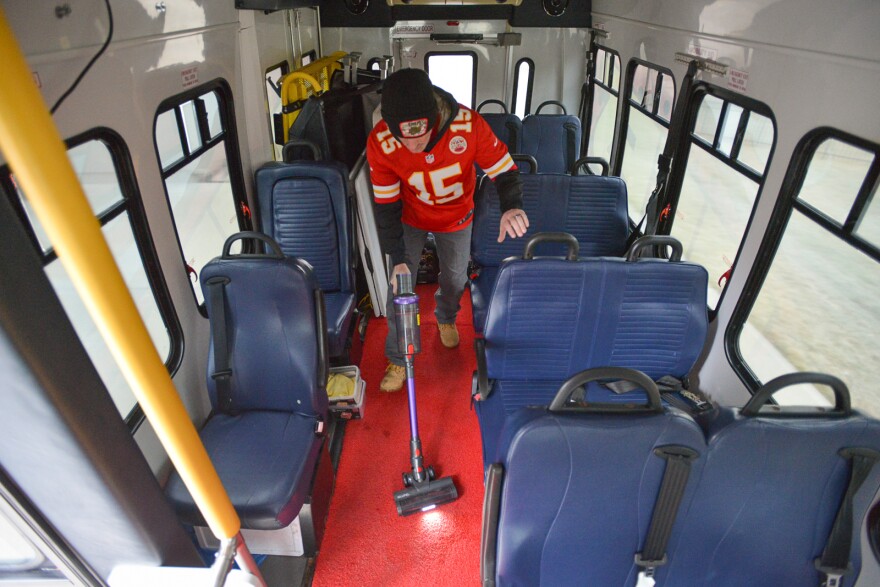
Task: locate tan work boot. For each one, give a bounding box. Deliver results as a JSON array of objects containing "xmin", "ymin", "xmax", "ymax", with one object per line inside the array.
[
  {"xmin": 438, "ymin": 322, "xmax": 460, "ymax": 348},
  {"xmin": 379, "ymin": 363, "xmax": 406, "ymax": 392}
]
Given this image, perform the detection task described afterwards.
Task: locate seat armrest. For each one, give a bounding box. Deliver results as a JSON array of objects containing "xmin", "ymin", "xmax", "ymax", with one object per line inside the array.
[
  {"xmin": 474, "ymin": 338, "xmax": 492, "ymax": 401},
  {"xmin": 480, "ymin": 463, "xmax": 503, "ymax": 587}
]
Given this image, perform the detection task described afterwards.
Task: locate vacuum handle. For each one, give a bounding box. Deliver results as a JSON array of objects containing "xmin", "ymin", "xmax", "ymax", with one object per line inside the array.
[{"xmin": 396, "ymin": 272, "xmax": 414, "ymax": 295}]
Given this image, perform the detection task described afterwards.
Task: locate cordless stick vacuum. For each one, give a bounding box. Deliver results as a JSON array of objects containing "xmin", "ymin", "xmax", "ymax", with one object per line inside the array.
[{"xmin": 392, "ymin": 273, "xmax": 459, "ymax": 516}]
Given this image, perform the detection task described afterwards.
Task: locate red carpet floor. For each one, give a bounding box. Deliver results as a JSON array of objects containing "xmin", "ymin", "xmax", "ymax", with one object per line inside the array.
[{"xmin": 312, "ymin": 285, "xmax": 484, "ymax": 587}]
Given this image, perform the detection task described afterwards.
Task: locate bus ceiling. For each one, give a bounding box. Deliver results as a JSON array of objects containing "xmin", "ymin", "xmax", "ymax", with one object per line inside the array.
[{"xmin": 236, "ymin": 0, "xmax": 591, "ymax": 29}]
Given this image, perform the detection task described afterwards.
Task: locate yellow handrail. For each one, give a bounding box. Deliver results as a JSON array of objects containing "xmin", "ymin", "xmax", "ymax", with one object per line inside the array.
[
  {"xmin": 280, "ymin": 51, "xmax": 347, "ymax": 142},
  {"xmin": 0, "ymin": 9, "xmax": 240, "ymax": 542}
]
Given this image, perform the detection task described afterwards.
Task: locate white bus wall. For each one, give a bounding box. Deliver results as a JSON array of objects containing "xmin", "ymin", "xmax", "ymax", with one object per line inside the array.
[
  {"xmin": 592, "ymin": 0, "xmax": 880, "ymax": 406},
  {"xmin": 322, "ymin": 21, "xmax": 587, "ymax": 117},
  {"xmin": 5, "ymin": 1, "xmax": 252, "ymax": 477}
]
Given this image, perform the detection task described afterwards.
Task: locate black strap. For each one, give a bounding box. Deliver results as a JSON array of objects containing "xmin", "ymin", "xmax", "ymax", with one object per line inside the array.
[
  {"xmin": 602, "ymin": 375, "xmax": 713, "ymax": 416},
  {"xmin": 815, "ymin": 448, "xmax": 880, "ymax": 587},
  {"xmin": 480, "ymin": 463, "xmax": 503, "ymax": 587},
  {"xmin": 564, "ymin": 122, "xmax": 579, "ymax": 174},
  {"xmin": 473, "ymin": 338, "xmax": 491, "ymax": 402},
  {"xmin": 635, "ymin": 445, "xmax": 699, "ymax": 578},
  {"xmin": 603, "ymin": 375, "xmax": 683, "ymax": 395},
  {"xmin": 206, "ymin": 276, "xmax": 234, "ymax": 413},
  {"xmin": 504, "ymin": 119, "xmax": 520, "ymax": 153},
  {"xmin": 642, "ymin": 60, "xmax": 699, "ymax": 237}
]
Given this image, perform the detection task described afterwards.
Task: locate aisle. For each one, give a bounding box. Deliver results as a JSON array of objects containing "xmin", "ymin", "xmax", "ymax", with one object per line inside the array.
[{"xmin": 312, "ymin": 285, "xmax": 483, "ymax": 586}]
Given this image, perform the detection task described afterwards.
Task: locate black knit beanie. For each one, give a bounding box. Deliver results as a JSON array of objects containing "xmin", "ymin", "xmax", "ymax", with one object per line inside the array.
[{"xmin": 381, "ymin": 68, "xmax": 438, "ymax": 139}]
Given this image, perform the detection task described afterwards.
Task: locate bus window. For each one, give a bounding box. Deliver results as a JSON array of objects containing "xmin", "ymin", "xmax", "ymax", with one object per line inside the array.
[
  {"xmin": 667, "ymin": 85, "xmax": 775, "ymax": 310},
  {"xmin": 425, "ymin": 51, "xmax": 477, "ymax": 109},
  {"xmin": 266, "ymin": 60, "xmax": 290, "ymax": 159},
  {"xmin": 1, "ymin": 132, "xmax": 181, "ymax": 423},
  {"xmin": 585, "ymin": 46, "xmax": 620, "ymax": 170},
  {"xmin": 154, "ymin": 82, "xmax": 251, "ymax": 308},
  {"xmin": 617, "ymin": 60, "xmax": 675, "ymax": 220},
  {"xmin": 734, "ymin": 132, "xmax": 879, "ymax": 415},
  {"xmin": 0, "ymin": 505, "xmax": 69, "ymax": 583},
  {"xmin": 511, "ymin": 58, "xmax": 534, "ymax": 118}
]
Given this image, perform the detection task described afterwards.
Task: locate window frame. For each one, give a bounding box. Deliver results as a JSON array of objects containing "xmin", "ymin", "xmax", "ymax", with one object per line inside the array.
[
  {"xmin": 510, "ymin": 57, "xmax": 535, "ymax": 118},
  {"xmin": 582, "ymin": 44, "xmax": 622, "ymax": 166},
  {"xmin": 153, "ymin": 79, "xmax": 252, "ymax": 315},
  {"xmin": 727, "ymin": 127, "xmax": 879, "ymax": 392},
  {"xmin": 612, "ymin": 58, "xmax": 676, "ymax": 178},
  {"xmin": 301, "ymin": 50, "xmax": 317, "ymax": 67},
  {"xmin": 424, "ymin": 50, "xmax": 478, "ymax": 110},
  {"xmin": 265, "ymin": 59, "xmax": 290, "ymax": 151},
  {"xmin": 0, "ymin": 127, "xmax": 183, "ymax": 431},
  {"xmin": 658, "ymin": 82, "xmax": 777, "ymax": 316}
]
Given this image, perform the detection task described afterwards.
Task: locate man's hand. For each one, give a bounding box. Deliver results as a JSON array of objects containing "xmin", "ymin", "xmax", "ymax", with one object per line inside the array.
[
  {"xmin": 390, "ymin": 263, "xmax": 411, "ymax": 294},
  {"xmin": 498, "ymin": 209, "xmax": 530, "ymax": 243}
]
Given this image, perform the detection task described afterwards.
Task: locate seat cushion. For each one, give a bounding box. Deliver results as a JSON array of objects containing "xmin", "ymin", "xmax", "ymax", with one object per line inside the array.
[
  {"xmin": 324, "ymin": 291, "xmax": 356, "ymax": 358},
  {"xmin": 166, "ymin": 411, "xmax": 323, "ymax": 530},
  {"xmin": 469, "ymin": 266, "xmax": 499, "ymax": 334},
  {"xmin": 493, "ymin": 407, "xmax": 705, "ymax": 586}
]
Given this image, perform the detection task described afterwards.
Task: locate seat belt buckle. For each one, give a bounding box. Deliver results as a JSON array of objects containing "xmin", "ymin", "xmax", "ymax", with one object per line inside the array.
[
  {"xmin": 211, "ymin": 369, "xmax": 232, "ymax": 380},
  {"xmin": 635, "ymin": 571, "xmax": 656, "ymax": 587},
  {"xmin": 814, "ymin": 559, "xmax": 849, "ymax": 587},
  {"xmin": 822, "ymin": 573, "xmax": 843, "ymax": 587},
  {"xmin": 634, "ymin": 553, "xmax": 666, "ymax": 586}
]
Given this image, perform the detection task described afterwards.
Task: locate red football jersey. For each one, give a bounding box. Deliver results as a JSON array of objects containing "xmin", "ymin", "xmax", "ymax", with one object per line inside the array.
[{"xmin": 367, "ymin": 106, "xmax": 516, "ymax": 232}]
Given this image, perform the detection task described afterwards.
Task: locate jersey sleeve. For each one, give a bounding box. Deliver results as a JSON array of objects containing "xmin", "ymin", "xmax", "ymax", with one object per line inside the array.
[
  {"xmin": 366, "ymin": 126, "xmax": 402, "ymax": 204},
  {"xmin": 472, "ymin": 111, "xmax": 517, "ymax": 179}
]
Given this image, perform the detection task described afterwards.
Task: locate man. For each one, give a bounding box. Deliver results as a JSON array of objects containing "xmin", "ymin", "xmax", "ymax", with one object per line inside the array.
[{"xmin": 367, "ymin": 68, "xmax": 529, "ymax": 392}]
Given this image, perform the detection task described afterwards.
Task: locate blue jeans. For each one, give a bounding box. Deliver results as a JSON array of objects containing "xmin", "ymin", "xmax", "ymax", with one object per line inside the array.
[{"xmin": 384, "ymin": 223, "xmax": 473, "ymax": 365}]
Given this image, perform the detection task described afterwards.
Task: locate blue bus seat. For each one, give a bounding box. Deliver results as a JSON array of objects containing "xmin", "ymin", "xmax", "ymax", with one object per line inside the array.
[
  {"xmin": 255, "ymin": 161, "xmax": 355, "ymax": 359},
  {"xmin": 166, "ymin": 232, "xmax": 329, "ymax": 531},
  {"xmin": 483, "ymin": 369, "xmax": 706, "ymax": 586},
  {"xmin": 474, "ymin": 236, "xmax": 708, "ymax": 468},
  {"xmin": 659, "ymin": 374, "xmax": 880, "ymax": 587},
  {"xmin": 469, "ymin": 173, "xmax": 629, "ymax": 333},
  {"xmin": 476, "ymin": 99, "xmax": 522, "ymax": 154},
  {"xmin": 520, "ymin": 100, "xmax": 581, "ymax": 174}
]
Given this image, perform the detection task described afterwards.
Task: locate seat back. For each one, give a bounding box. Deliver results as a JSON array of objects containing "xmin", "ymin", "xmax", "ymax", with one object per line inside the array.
[
  {"xmin": 469, "ymin": 173, "xmax": 629, "ymax": 332},
  {"xmin": 201, "ymin": 232, "xmax": 328, "ymax": 417},
  {"xmin": 472, "ymin": 173, "xmax": 629, "ymax": 267},
  {"xmin": 475, "ymin": 237, "xmax": 708, "ymax": 465},
  {"xmin": 166, "ymin": 233, "xmax": 330, "ymax": 533},
  {"xmin": 256, "ymin": 161, "xmax": 352, "ymax": 295},
  {"xmin": 485, "ymin": 253, "xmax": 707, "ymax": 381},
  {"xmin": 486, "ymin": 370, "xmax": 706, "ymax": 586},
  {"xmin": 476, "ymin": 99, "xmax": 522, "ymax": 153},
  {"xmin": 660, "ymin": 374, "xmax": 880, "ymax": 587},
  {"xmin": 520, "ymin": 101, "xmax": 581, "ymax": 174}
]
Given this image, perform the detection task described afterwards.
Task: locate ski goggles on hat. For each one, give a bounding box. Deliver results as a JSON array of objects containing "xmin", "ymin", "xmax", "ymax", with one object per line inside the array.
[{"xmin": 397, "ymin": 118, "xmax": 431, "ymax": 139}]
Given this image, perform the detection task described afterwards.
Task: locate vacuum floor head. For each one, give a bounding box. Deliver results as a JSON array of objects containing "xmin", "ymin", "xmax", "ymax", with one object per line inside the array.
[{"xmin": 393, "ymin": 475, "xmax": 458, "ymax": 516}]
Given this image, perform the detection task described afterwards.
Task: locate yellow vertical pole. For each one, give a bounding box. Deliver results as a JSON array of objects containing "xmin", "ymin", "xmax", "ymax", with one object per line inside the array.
[{"xmin": 0, "ymin": 9, "xmax": 242, "ymax": 544}]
